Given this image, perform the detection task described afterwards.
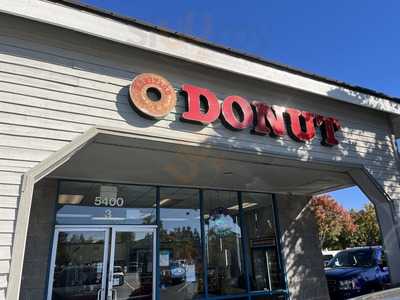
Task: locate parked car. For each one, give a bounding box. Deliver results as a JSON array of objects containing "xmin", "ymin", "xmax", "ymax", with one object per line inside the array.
[
  {"xmin": 113, "ymin": 266, "xmax": 124, "ymax": 286},
  {"xmin": 160, "ymin": 261, "xmax": 187, "ymax": 285},
  {"xmin": 170, "ymin": 262, "xmax": 186, "ymax": 283},
  {"xmin": 322, "ymin": 249, "xmax": 341, "ymax": 267},
  {"xmin": 325, "ymin": 246, "xmax": 390, "ymax": 300}
]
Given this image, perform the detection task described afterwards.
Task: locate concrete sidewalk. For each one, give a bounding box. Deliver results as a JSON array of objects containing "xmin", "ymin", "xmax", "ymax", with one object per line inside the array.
[{"xmin": 349, "ymin": 288, "xmax": 400, "ymax": 300}]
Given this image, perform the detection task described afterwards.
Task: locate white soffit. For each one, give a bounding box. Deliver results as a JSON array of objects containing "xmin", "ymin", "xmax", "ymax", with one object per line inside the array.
[{"xmin": 1, "ymin": 0, "xmax": 400, "ymax": 115}]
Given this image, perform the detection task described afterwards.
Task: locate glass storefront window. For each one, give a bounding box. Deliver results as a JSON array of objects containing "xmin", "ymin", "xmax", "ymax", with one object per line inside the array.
[
  {"xmin": 57, "ymin": 181, "xmax": 156, "ymax": 225},
  {"xmin": 53, "ymin": 181, "xmax": 286, "ymax": 299},
  {"xmin": 203, "ymin": 190, "xmax": 246, "ymax": 296},
  {"xmin": 242, "ymin": 193, "xmax": 284, "ymax": 291},
  {"xmin": 159, "ymin": 187, "xmax": 203, "ymax": 299}
]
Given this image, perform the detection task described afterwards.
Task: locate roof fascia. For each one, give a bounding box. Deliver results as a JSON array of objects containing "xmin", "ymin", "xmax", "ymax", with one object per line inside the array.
[{"xmin": 1, "ymin": 0, "xmax": 399, "ymax": 115}]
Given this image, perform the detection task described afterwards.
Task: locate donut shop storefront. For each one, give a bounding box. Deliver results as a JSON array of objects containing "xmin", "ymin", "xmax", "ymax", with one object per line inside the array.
[
  {"xmin": 3, "ymin": 2, "xmax": 400, "ymax": 300},
  {"xmin": 18, "ymin": 70, "xmax": 397, "ymax": 300},
  {"xmin": 29, "ymin": 73, "xmax": 342, "ymax": 300}
]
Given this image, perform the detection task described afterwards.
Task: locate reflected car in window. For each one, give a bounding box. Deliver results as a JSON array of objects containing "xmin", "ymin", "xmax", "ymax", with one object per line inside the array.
[
  {"xmin": 112, "ymin": 266, "xmax": 124, "ymax": 287},
  {"xmin": 170, "ymin": 262, "xmax": 186, "ymax": 283}
]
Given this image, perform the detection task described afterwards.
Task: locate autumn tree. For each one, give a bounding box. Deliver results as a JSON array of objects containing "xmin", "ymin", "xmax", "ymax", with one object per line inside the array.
[
  {"xmin": 310, "ymin": 194, "xmax": 356, "ymax": 249},
  {"xmin": 349, "ymin": 203, "xmax": 381, "ymax": 246}
]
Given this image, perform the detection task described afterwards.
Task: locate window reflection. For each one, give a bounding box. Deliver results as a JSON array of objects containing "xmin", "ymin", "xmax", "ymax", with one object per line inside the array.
[
  {"xmin": 242, "ymin": 193, "xmax": 283, "ymax": 291},
  {"xmin": 57, "ymin": 182, "xmax": 156, "ymax": 225},
  {"xmin": 159, "ymin": 188, "xmax": 203, "ymax": 299},
  {"xmin": 203, "ymin": 190, "xmax": 245, "ymax": 296},
  {"xmin": 113, "ymin": 231, "xmax": 154, "ymax": 300},
  {"xmin": 52, "ymin": 231, "xmax": 105, "ymax": 300},
  {"xmin": 54, "ymin": 181, "xmax": 286, "ymax": 298}
]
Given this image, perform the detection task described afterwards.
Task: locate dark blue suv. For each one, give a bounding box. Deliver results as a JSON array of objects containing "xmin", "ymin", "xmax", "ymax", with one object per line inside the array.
[{"xmin": 325, "ymin": 246, "xmax": 390, "ymax": 299}]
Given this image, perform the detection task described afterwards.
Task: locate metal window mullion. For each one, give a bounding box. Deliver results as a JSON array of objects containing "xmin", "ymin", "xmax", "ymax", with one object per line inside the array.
[
  {"xmin": 156, "ymin": 187, "xmax": 160, "ymax": 300},
  {"xmin": 238, "ymin": 191, "xmax": 251, "ymax": 293},
  {"xmin": 200, "ymin": 189, "xmax": 208, "ymax": 298},
  {"xmin": 272, "ymin": 193, "xmax": 289, "ymax": 299}
]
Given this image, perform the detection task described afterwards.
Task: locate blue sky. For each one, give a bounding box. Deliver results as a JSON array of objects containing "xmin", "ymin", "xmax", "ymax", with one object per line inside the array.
[{"xmin": 79, "ymin": 0, "xmax": 398, "ymax": 210}]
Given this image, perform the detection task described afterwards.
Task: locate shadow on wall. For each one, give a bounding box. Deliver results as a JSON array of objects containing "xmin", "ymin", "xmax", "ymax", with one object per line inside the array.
[
  {"xmin": 325, "ymin": 87, "xmax": 400, "ymax": 221},
  {"xmin": 277, "ymin": 194, "xmax": 331, "ymax": 300},
  {"xmin": 326, "ymin": 86, "xmax": 400, "ymax": 196},
  {"xmin": 327, "ymin": 86, "xmax": 398, "ymax": 113}
]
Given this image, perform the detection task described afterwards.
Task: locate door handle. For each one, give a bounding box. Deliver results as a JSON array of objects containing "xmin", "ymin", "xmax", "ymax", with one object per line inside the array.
[
  {"xmin": 97, "ymin": 288, "xmax": 104, "ymax": 300},
  {"xmin": 112, "ymin": 288, "xmax": 118, "ymax": 300}
]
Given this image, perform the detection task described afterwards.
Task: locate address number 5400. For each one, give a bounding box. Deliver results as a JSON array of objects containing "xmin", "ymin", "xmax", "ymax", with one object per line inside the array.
[{"xmin": 94, "ymin": 197, "xmax": 124, "ymax": 207}]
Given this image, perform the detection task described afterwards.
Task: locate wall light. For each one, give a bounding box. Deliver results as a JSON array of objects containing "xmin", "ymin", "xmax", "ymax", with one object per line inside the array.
[{"xmin": 58, "ymin": 194, "xmax": 84, "ymax": 204}]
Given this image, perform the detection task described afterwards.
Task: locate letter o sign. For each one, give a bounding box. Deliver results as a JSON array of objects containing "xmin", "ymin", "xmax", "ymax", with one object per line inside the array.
[
  {"xmin": 221, "ymin": 96, "xmax": 253, "ymax": 130},
  {"xmin": 129, "ymin": 73, "xmax": 177, "ymax": 119}
]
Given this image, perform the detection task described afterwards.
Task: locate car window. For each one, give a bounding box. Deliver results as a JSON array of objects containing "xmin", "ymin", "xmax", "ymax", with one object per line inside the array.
[{"xmin": 328, "ymin": 249, "xmax": 374, "ymax": 268}]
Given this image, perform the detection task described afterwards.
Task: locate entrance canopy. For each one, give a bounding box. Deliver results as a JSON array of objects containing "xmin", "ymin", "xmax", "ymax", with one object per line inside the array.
[
  {"xmin": 48, "ymin": 127, "xmax": 353, "ymax": 195},
  {"xmin": 8, "ymin": 126, "xmax": 395, "ymax": 300}
]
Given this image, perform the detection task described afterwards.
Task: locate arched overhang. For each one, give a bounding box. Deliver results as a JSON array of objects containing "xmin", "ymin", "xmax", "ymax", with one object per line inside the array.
[{"xmin": 7, "ymin": 126, "xmax": 400, "ymax": 299}]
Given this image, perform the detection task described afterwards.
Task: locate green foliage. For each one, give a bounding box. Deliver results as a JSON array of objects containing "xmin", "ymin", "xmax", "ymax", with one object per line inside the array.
[
  {"xmin": 310, "ymin": 195, "xmax": 381, "ymax": 250},
  {"xmin": 349, "ymin": 203, "xmax": 382, "ymax": 247}
]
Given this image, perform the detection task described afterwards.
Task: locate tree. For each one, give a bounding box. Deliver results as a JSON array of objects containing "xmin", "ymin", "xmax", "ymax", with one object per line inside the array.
[
  {"xmin": 349, "ymin": 203, "xmax": 381, "ymax": 246},
  {"xmin": 310, "ymin": 194, "xmax": 356, "ymax": 249}
]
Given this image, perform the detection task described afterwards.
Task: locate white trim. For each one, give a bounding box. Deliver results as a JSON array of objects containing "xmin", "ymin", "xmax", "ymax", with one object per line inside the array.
[
  {"xmin": 0, "ymin": 0, "xmax": 399, "ymax": 115},
  {"xmin": 46, "ymin": 228, "xmax": 59, "ymax": 300},
  {"xmin": 109, "ymin": 226, "xmax": 156, "ymax": 300},
  {"xmin": 56, "ymin": 224, "xmax": 157, "ymax": 230},
  {"xmin": 47, "ymin": 225, "xmax": 157, "ymax": 300},
  {"xmin": 7, "ymin": 128, "xmax": 99, "ymax": 300}
]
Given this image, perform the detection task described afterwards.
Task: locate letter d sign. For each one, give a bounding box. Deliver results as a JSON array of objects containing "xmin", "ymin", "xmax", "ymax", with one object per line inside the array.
[{"xmin": 181, "ymin": 84, "xmax": 220, "ymax": 124}]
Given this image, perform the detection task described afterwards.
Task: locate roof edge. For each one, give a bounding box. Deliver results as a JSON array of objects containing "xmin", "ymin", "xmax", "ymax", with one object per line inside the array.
[
  {"xmin": 49, "ymin": 0, "xmax": 399, "ymax": 103},
  {"xmin": 2, "ymin": 0, "xmax": 400, "ymax": 115}
]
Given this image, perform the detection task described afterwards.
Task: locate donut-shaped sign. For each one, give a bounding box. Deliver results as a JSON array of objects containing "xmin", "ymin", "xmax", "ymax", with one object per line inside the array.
[{"xmin": 129, "ymin": 73, "xmax": 177, "ymax": 119}]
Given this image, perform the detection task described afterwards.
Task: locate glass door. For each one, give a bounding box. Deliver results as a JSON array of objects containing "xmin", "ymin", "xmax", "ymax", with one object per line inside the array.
[
  {"xmin": 108, "ymin": 226, "xmax": 156, "ymax": 300},
  {"xmin": 48, "ymin": 226, "xmax": 156, "ymax": 300},
  {"xmin": 251, "ymin": 247, "xmax": 281, "ymax": 291},
  {"xmin": 47, "ymin": 227, "xmax": 110, "ymax": 300}
]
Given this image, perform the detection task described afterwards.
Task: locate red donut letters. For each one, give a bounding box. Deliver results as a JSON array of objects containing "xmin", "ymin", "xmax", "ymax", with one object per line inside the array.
[
  {"xmin": 130, "ymin": 73, "xmax": 341, "ymax": 146},
  {"xmin": 252, "ymin": 101, "xmax": 285, "ymax": 136},
  {"xmin": 316, "ymin": 116, "xmax": 341, "ymax": 146},
  {"xmin": 285, "ymin": 108, "xmax": 316, "ymax": 141},
  {"xmin": 221, "ymin": 96, "xmax": 253, "ymax": 130},
  {"xmin": 181, "ymin": 84, "xmax": 220, "ymax": 124}
]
